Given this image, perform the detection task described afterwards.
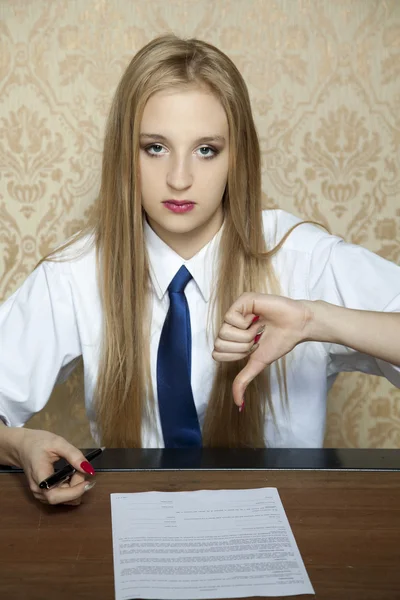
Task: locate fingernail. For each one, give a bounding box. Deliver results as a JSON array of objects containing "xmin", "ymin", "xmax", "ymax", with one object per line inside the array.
[
  {"xmin": 84, "ymin": 481, "xmax": 96, "ymax": 492},
  {"xmin": 254, "ymin": 326, "xmax": 265, "ymax": 344},
  {"xmin": 252, "ymin": 316, "xmax": 259, "ymax": 324},
  {"xmin": 239, "ymin": 401, "xmax": 245, "ymax": 413},
  {"xmin": 80, "ymin": 461, "xmax": 95, "ymax": 476},
  {"xmin": 249, "ymin": 342, "xmax": 259, "ymax": 353}
]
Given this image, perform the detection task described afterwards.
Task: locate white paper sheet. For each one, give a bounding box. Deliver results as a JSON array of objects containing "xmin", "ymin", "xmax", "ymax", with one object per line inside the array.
[{"xmin": 110, "ymin": 487, "xmax": 314, "ymax": 599}]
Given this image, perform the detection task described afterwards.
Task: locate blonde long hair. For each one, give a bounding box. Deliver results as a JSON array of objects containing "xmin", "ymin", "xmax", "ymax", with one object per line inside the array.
[{"xmin": 43, "ymin": 34, "xmax": 306, "ymax": 447}]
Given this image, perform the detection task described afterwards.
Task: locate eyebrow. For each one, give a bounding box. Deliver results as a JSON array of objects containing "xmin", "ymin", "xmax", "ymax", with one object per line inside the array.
[{"xmin": 139, "ymin": 133, "xmax": 226, "ymax": 145}]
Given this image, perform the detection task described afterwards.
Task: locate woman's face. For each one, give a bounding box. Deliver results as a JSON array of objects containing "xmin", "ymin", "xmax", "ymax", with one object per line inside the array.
[{"xmin": 139, "ymin": 85, "xmax": 229, "ymax": 259}]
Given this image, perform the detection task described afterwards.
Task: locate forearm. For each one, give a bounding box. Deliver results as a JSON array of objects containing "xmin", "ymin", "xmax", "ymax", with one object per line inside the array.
[
  {"xmin": 0, "ymin": 421, "xmax": 24, "ymax": 467},
  {"xmin": 306, "ymin": 300, "xmax": 400, "ymax": 367}
]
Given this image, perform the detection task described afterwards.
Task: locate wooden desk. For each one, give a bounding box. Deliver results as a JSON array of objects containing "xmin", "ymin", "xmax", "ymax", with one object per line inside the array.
[{"xmin": 1, "ymin": 449, "xmax": 400, "ymax": 600}]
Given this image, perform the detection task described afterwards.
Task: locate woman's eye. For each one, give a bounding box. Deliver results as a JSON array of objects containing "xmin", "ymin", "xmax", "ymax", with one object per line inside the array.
[
  {"xmin": 146, "ymin": 144, "xmax": 166, "ymax": 156},
  {"xmin": 197, "ymin": 146, "xmax": 217, "ymax": 159}
]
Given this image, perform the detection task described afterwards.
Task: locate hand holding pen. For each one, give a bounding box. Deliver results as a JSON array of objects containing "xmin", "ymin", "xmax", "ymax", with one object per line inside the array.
[
  {"xmin": 12, "ymin": 428, "xmax": 104, "ymax": 506},
  {"xmin": 39, "ymin": 447, "xmax": 105, "ymax": 490}
]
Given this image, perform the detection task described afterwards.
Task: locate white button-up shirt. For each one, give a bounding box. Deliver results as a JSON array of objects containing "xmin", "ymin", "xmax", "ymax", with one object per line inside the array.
[{"xmin": 1, "ymin": 210, "xmax": 400, "ymax": 447}]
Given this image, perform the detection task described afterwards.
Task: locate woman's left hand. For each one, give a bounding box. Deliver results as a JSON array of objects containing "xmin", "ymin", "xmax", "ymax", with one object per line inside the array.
[{"xmin": 212, "ymin": 292, "xmax": 314, "ymax": 408}]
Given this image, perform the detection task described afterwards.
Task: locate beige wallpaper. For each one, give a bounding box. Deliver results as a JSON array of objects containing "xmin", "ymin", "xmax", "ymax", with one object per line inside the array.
[{"xmin": 0, "ymin": 0, "xmax": 399, "ymax": 448}]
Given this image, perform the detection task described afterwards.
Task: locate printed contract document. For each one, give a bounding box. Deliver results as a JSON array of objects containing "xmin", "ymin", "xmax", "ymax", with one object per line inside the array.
[{"xmin": 110, "ymin": 487, "xmax": 314, "ymax": 599}]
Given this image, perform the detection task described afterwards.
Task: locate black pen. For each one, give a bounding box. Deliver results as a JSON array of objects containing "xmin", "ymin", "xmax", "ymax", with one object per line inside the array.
[{"xmin": 38, "ymin": 447, "xmax": 105, "ymax": 490}]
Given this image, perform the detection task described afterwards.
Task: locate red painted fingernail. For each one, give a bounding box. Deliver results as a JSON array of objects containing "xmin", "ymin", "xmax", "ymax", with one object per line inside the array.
[
  {"xmin": 239, "ymin": 401, "xmax": 245, "ymax": 413},
  {"xmin": 254, "ymin": 333, "xmax": 262, "ymax": 344},
  {"xmin": 252, "ymin": 316, "xmax": 259, "ymax": 324},
  {"xmin": 80, "ymin": 461, "xmax": 95, "ymax": 476}
]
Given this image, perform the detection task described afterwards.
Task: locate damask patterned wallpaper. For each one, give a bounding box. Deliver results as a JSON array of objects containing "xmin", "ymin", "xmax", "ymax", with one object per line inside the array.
[{"xmin": 0, "ymin": 0, "xmax": 399, "ymax": 448}]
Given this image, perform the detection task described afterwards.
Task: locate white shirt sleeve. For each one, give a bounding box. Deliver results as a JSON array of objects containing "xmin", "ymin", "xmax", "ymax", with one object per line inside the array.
[
  {"xmin": 307, "ymin": 233, "xmax": 400, "ymax": 387},
  {"xmin": 0, "ymin": 260, "xmax": 82, "ymax": 427}
]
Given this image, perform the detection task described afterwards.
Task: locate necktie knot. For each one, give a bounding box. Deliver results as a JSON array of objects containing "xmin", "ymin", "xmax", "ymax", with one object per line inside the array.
[{"xmin": 168, "ymin": 265, "xmax": 192, "ymax": 294}]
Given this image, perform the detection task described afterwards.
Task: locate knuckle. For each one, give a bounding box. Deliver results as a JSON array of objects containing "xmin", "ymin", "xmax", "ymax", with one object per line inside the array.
[
  {"xmin": 244, "ymin": 331, "xmax": 254, "ymax": 343},
  {"xmin": 214, "ymin": 339, "xmax": 223, "ymax": 351},
  {"xmin": 218, "ymin": 325, "xmax": 227, "ymax": 338},
  {"xmin": 212, "ymin": 350, "xmax": 223, "ymax": 362},
  {"xmin": 224, "ymin": 309, "xmax": 235, "ymax": 322},
  {"xmin": 45, "ymin": 432, "xmax": 62, "ymax": 448},
  {"xmin": 235, "ymin": 374, "xmax": 246, "ymax": 388}
]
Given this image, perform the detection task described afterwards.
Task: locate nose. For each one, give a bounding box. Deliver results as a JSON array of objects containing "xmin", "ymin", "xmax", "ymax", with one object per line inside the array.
[{"xmin": 166, "ymin": 155, "xmax": 193, "ymax": 191}]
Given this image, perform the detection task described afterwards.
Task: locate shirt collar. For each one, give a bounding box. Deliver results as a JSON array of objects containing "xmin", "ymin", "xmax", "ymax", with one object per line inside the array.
[{"xmin": 144, "ymin": 219, "xmax": 223, "ymax": 302}]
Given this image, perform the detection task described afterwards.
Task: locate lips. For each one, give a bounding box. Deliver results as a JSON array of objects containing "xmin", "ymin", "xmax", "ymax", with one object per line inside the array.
[{"xmin": 162, "ymin": 200, "xmax": 195, "ymax": 214}]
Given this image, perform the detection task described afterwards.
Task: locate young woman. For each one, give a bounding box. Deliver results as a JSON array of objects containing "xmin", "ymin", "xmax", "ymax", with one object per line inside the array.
[{"xmin": 1, "ymin": 34, "xmax": 400, "ymax": 506}]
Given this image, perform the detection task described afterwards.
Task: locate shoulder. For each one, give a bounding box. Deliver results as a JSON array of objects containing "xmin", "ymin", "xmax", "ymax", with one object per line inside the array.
[
  {"xmin": 50, "ymin": 230, "xmax": 95, "ymax": 261},
  {"xmin": 262, "ymin": 210, "xmax": 400, "ymax": 308},
  {"xmin": 39, "ymin": 231, "xmax": 97, "ymax": 295},
  {"xmin": 261, "ymin": 209, "xmax": 342, "ymax": 256},
  {"xmin": 260, "ymin": 209, "xmax": 344, "ymax": 300}
]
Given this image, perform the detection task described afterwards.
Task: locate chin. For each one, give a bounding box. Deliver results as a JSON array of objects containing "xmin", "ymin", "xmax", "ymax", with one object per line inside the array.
[{"xmin": 156, "ymin": 212, "xmax": 202, "ymax": 230}]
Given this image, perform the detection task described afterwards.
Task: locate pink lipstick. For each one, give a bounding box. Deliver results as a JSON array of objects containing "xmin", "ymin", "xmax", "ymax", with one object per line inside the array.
[{"xmin": 163, "ymin": 200, "xmax": 195, "ymax": 214}]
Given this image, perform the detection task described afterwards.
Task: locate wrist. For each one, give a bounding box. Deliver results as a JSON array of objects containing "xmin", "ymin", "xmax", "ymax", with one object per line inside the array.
[
  {"xmin": 302, "ymin": 299, "xmax": 338, "ymax": 344},
  {"xmin": 304, "ymin": 300, "xmax": 347, "ymax": 344},
  {"xmin": 0, "ymin": 425, "xmax": 26, "ymax": 468}
]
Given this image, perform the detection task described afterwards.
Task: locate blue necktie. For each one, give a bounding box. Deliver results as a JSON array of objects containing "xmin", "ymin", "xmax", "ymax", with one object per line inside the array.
[{"xmin": 157, "ymin": 265, "xmax": 202, "ymax": 448}]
